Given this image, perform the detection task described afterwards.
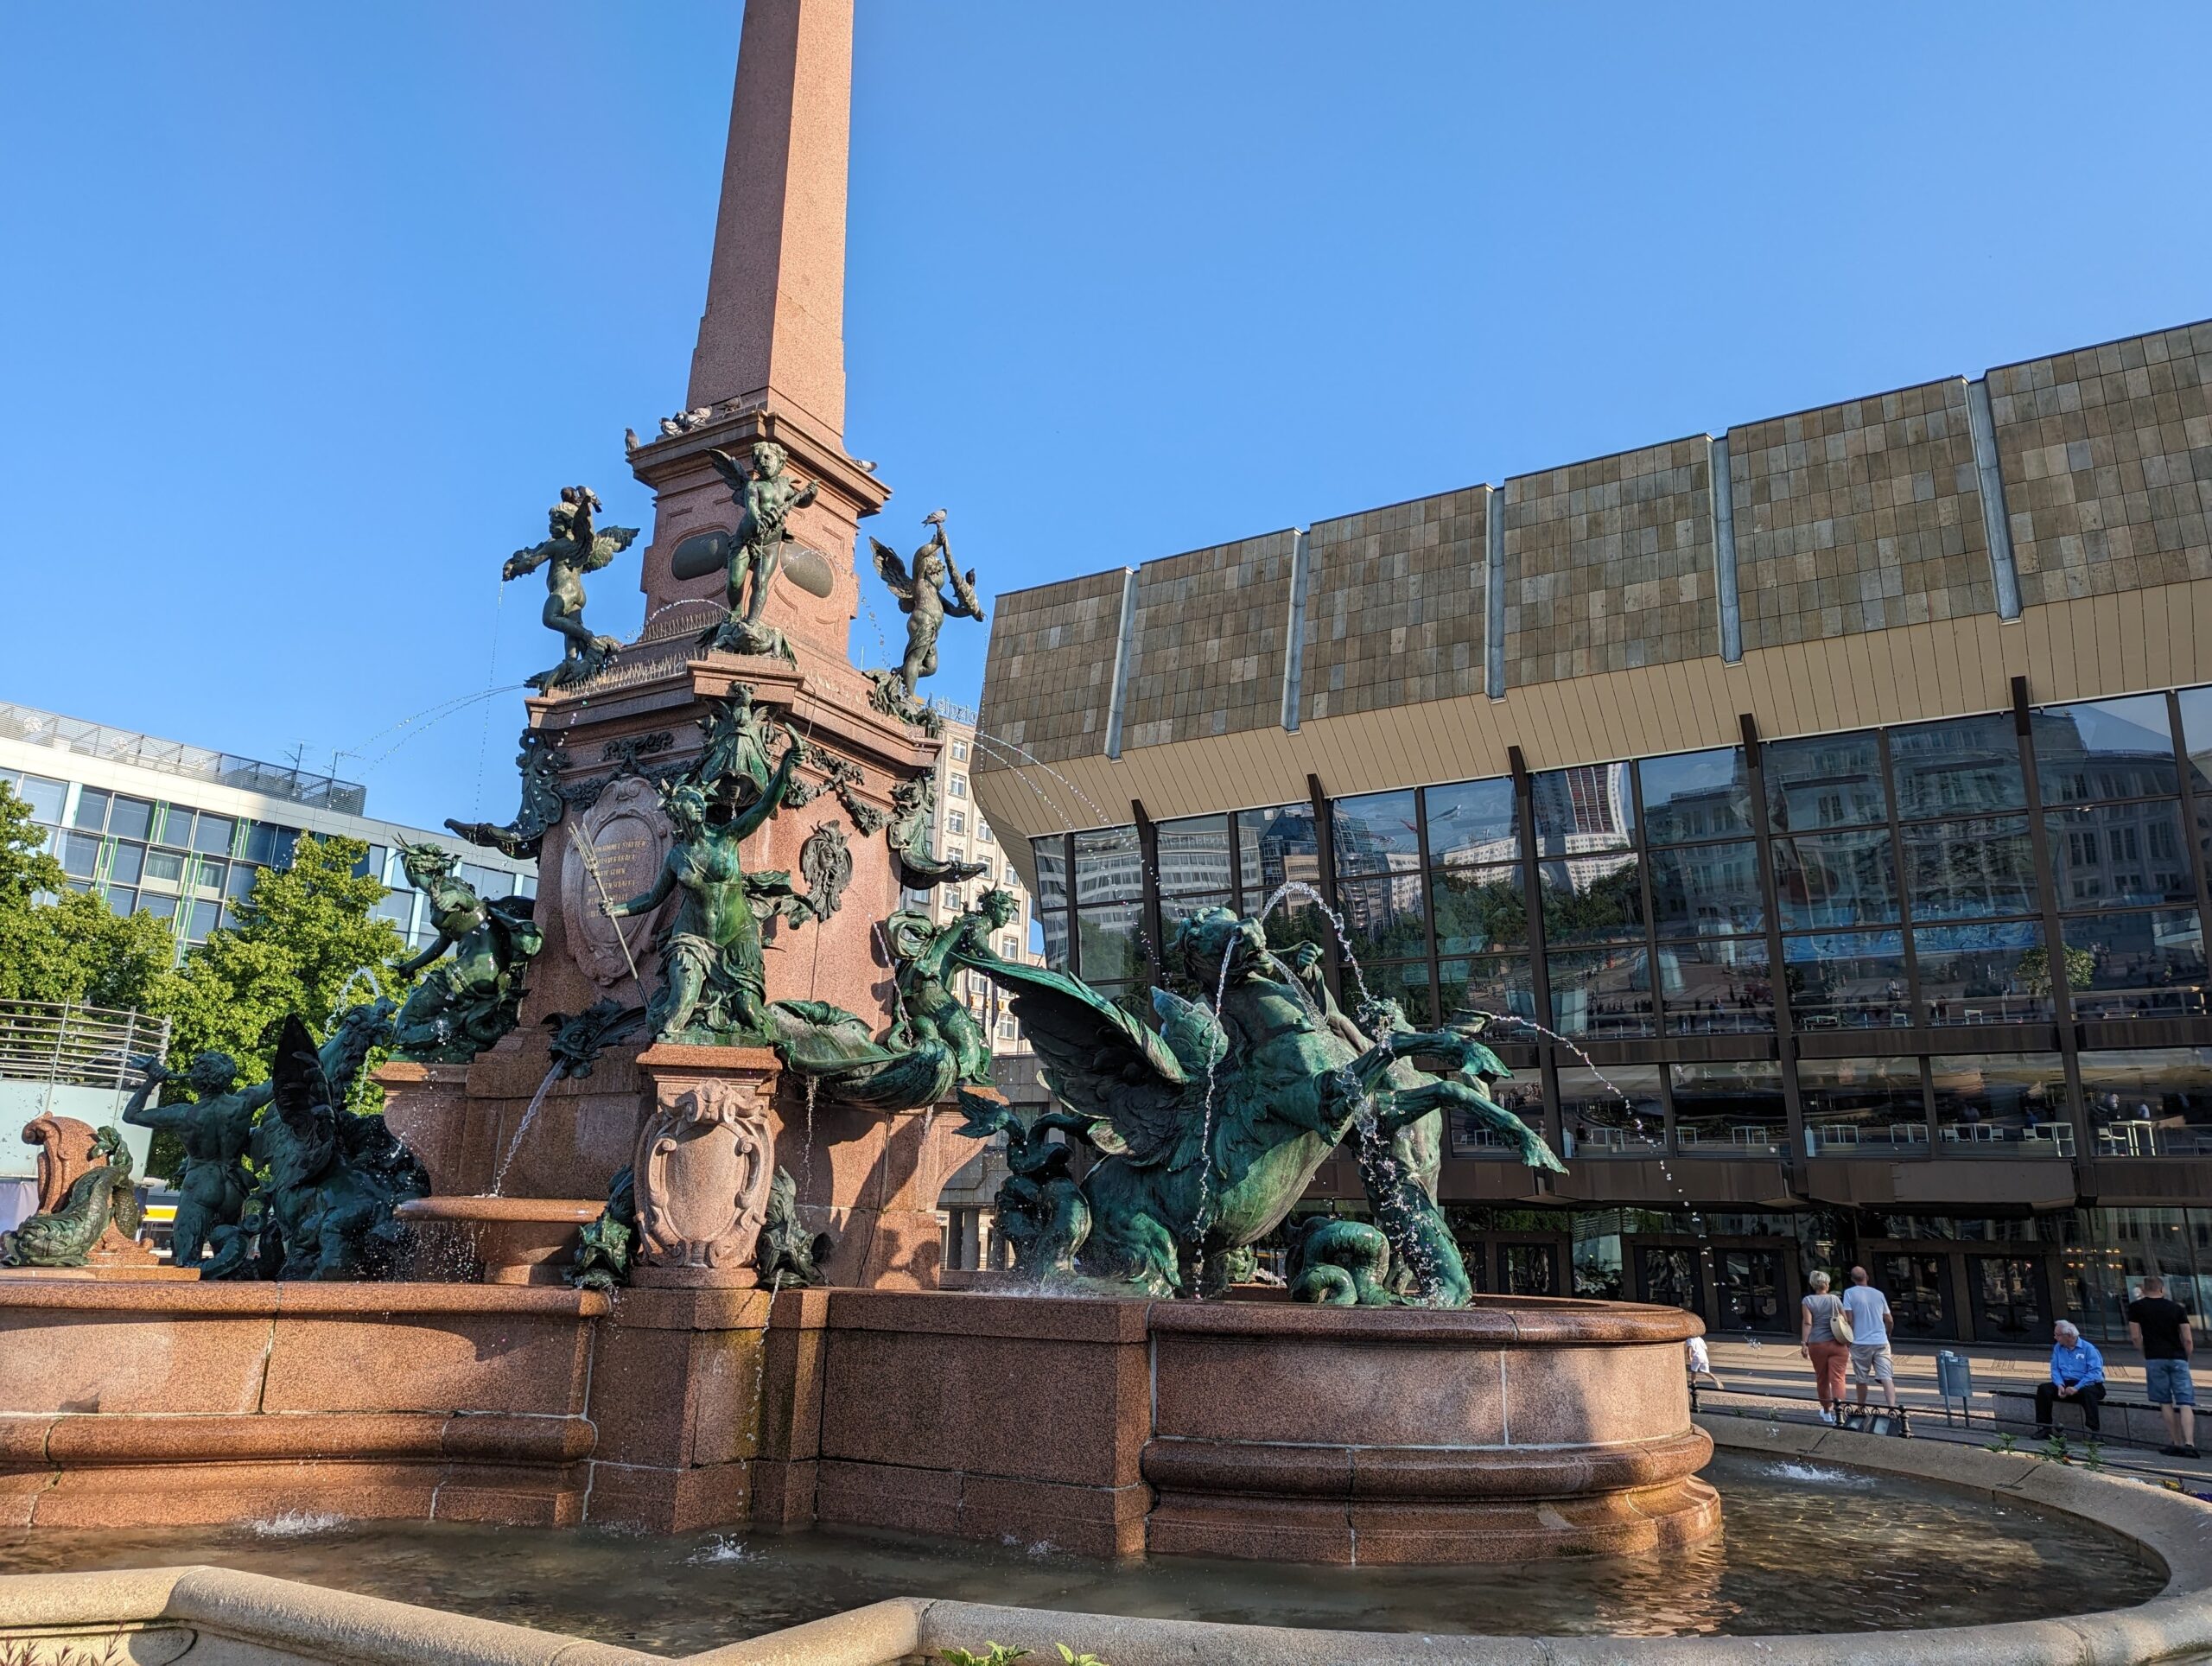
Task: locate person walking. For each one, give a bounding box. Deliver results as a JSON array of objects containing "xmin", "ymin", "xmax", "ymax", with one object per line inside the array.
[
  {"xmin": 1840, "ymin": 1266, "xmax": 1898, "ymax": 1415},
  {"xmin": 1800, "ymin": 1269, "xmax": 1849, "ymax": 1424},
  {"xmin": 2036, "ymin": 1321, "xmax": 2107, "ymax": 1438},
  {"xmin": 2126, "ymin": 1275, "xmax": 2198, "ymax": 1458}
]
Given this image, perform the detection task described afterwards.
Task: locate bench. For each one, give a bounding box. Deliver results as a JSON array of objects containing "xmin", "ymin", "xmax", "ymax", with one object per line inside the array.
[{"xmin": 1987, "ymin": 1385, "xmax": 2183, "ymax": 1447}]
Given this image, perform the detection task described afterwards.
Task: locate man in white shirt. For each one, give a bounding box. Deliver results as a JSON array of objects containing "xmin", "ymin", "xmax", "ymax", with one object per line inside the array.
[{"xmin": 1840, "ymin": 1265, "xmax": 1897, "ymax": 1412}]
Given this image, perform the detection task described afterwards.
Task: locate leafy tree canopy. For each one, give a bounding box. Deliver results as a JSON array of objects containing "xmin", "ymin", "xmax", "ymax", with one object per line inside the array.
[{"xmin": 0, "ymin": 782, "xmax": 172, "ymax": 1012}]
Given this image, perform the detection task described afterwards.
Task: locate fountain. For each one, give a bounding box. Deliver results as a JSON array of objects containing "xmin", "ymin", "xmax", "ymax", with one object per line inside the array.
[{"xmin": 11, "ymin": 4, "xmax": 2212, "ymax": 1661}]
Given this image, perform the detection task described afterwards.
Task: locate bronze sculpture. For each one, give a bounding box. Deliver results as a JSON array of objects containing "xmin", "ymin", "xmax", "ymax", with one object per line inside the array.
[
  {"xmin": 445, "ymin": 729, "xmax": 568, "ymax": 859},
  {"xmin": 885, "ymin": 889, "xmax": 1017, "ymax": 1087},
  {"xmin": 122, "ymin": 1052, "xmax": 258, "ymax": 1269},
  {"xmin": 868, "ymin": 509, "xmax": 983, "ymax": 727},
  {"xmin": 606, "ymin": 739, "xmax": 803, "ymax": 1044},
  {"xmin": 697, "ymin": 442, "xmax": 814, "ymax": 661},
  {"xmin": 388, "ymin": 842, "xmax": 544, "ymax": 1062},
  {"xmin": 504, "ymin": 486, "xmax": 639, "ymax": 692}
]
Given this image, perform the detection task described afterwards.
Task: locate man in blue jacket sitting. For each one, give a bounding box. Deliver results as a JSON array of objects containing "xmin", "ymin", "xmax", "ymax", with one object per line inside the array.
[{"xmin": 2036, "ymin": 1320, "xmax": 2107, "ymax": 1437}]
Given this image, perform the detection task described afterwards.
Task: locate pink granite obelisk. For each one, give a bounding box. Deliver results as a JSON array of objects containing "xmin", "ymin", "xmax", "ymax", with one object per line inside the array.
[{"xmin": 629, "ymin": 0, "xmax": 888, "ymax": 666}]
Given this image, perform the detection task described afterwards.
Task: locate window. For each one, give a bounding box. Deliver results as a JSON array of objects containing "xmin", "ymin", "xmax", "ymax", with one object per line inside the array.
[
  {"xmin": 1931, "ymin": 1054, "xmax": 2071, "ymax": 1157},
  {"xmin": 353, "ymin": 844, "xmax": 388, "ymax": 881},
  {"xmin": 1671, "ymin": 1060, "xmax": 1785, "ymax": 1156},
  {"xmin": 2077, "ymin": 1049, "xmax": 2212, "ymax": 1157},
  {"xmin": 1889, "ymin": 713, "xmax": 2025, "ymax": 817},
  {"xmin": 1438, "ymin": 955, "xmax": 1536, "ymax": 1028},
  {"xmin": 1902, "ymin": 817, "xmax": 2037, "ymax": 920},
  {"xmin": 1657, "ymin": 937, "xmax": 1773, "ymax": 1033},
  {"xmin": 1783, "ymin": 931, "xmax": 1910, "ymax": 1029},
  {"xmin": 948, "ymin": 775, "xmax": 968, "ymax": 799},
  {"xmin": 1560, "ymin": 1065, "xmax": 1662, "ymax": 1158},
  {"xmin": 1332, "ymin": 789, "xmax": 1421, "ymax": 877},
  {"xmin": 1031, "ymin": 838, "xmax": 1067, "ymax": 912},
  {"xmin": 1536, "ymin": 852, "xmax": 1644, "ymax": 945},
  {"xmin": 1076, "ymin": 901, "xmax": 1147, "ymax": 982},
  {"xmin": 1639, "ymin": 747, "xmax": 1752, "ymax": 843},
  {"xmin": 1432, "ymin": 864, "xmax": 1526, "ymax": 953},
  {"xmin": 2048, "ymin": 804, "xmax": 2194, "ymax": 908},
  {"xmin": 1799, "ymin": 1058, "xmax": 1927, "ymax": 1153},
  {"xmin": 1770, "ymin": 829, "xmax": 1898, "ymax": 930},
  {"xmin": 1001, "ymin": 935, "xmax": 1019, "ymax": 957},
  {"xmin": 1073, "ymin": 826, "xmax": 1142, "ymax": 904},
  {"xmin": 946, "ymin": 810, "xmax": 966, "ymax": 835},
  {"xmin": 143, "ymin": 849, "xmax": 185, "ymax": 887},
  {"xmin": 1155, "ymin": 814, "xmax": 1232, "ymax": 896},
  {"xmin": 976, "ymin": 823, "xmax": 994, "ymax": 844},
  {"xmin": 1533, "ymin": 763, "xmax": 1634, "ymax": 850},
  {"xmin": 1915, "ymin": 921, "xmax": 2051, "ymax": 1024},
  {"xmin": 1424, "ymin": 777, "xmax": 1517, "ymax": 863},
  {"xmin": 2034, "ymin": 695, "xmax": 2180, "ymax": 804},
  {"xmin": 188, "ymin": 900, "xmax": 221, "ymax": 940},
  {"xmin": 108, "ymin": 843, "xmax": 144, "ymax": 886},
  {"xmin": 192, "ymin": 814, "xmax": 235, "ymax": 857},
  {"xmin": 1764, "ymin": 730, "xmax": 1886, "ymax": 831},
  {"xmin": 72, "ymin": 788, "xmax": 111, "ymax": 831},
  {"xmin": 951, "ymin": 741, "xmax": 969, "ymax": 762},
  {"xmin": 1648, "ymin": 841, "xmax": 1763, "ymax": 937},
  {"xmin": 60, "ymin": 832, "xmax": 101, "ymax": 878},
  {"xmin": 2062, "ymin": 911, "xmax": 2208, "ymax": 1021},
  {"xmin": 1238, "ymin": 803, "xmax": 1323, "ymax": 903},
  {"xmin": 1334, "ymin": 874, "xmax": 1429, "ymax": 963},
  {"xmin": 14, "ymin": 774, "xmax": 66, "ymax": 823},
  {"xmin": 105, "ymin": 887, "xmax": 137, "ymax": 918},
  {"xmin": 109, "ymin": 797, "xmax": 154, "ymax": 842}
]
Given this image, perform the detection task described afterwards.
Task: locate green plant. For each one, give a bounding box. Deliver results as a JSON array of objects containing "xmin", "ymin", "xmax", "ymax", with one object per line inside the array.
[
  {"xmin": 2040, "ymin": 1432, "xmax": 2074, "ymax": 1464},
  {"xmin": 938, "ymin": 1647, "xmax": 1028, "ymax": 1666},
  {"xmin": 1986, "ymin": 1433, "xmax": 2018, "ymax": 1454},
  {"xmin": 1058, "ymin": 1649, "xmax": 1111, "ymax": 1666},
  {"xmin": 2082, "ymin": 1441, "xmax": 2107, "ymax": 1471}
]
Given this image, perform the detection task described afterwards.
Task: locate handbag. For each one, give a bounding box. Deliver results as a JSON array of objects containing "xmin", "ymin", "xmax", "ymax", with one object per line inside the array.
[{"xmin": 1829, "ymin": 1297, "xmax": 1854, "ymax": 1345}]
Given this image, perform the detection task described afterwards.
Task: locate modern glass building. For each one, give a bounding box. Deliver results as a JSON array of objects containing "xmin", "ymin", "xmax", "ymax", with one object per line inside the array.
[
  {"xmin": 0, "ymin": 702, "xmax": 535, "ymax": 959},
  {"xmin": 974, "ymin": 317, "xmax": 2212, "ymax": 1344}
]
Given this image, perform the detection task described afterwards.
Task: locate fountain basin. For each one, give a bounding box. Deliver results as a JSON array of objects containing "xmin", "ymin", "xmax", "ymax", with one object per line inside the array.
[
  {"xmin": 812, "ymin": 1290, "xmax": 1715, "ymax": 1563},
  {"xmin": 393, "ymin": 1197, "xmax": 601, "ymax": 1285}
]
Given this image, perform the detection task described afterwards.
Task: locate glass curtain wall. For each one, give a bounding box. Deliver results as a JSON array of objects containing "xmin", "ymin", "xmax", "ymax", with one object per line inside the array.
[{"xmin": 1022, "ymin": 682, "xmax": 2212, "ymax": 1152}]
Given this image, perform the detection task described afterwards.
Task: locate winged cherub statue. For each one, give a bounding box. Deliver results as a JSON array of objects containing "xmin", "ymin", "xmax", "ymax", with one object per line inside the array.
[
  {"xmin": 698, "ymin": 441, "xmax": 815, "ymax": 661},
  {"xmin": 870, "ymin": 509, "xmax": 984, "ymax": 705},
  {"xmin": 503, "ymin": 486, "xmax": 639, "ymax": 692}
]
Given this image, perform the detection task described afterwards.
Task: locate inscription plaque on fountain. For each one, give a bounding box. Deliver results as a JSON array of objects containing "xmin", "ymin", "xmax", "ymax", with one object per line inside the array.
[{"xmin": 563, "ymin": 776, "xmax": 671, "ymax": 988}]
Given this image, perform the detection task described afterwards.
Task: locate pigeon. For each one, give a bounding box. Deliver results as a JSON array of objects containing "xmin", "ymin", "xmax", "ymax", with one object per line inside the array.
[
  {"xmin": 659, "ymin": 417, "xmax": 683, "ymax": 436},
  {"xmin": 684, "ymin": 406, "xmax": 713, "ymax": 427},
  {"xmin": 852, "ymin": 458, "xmax": 878, "ymax": 474},
  {"xmin": 624, "ymin": 427, "xmax": 640, "ymax": 453}
]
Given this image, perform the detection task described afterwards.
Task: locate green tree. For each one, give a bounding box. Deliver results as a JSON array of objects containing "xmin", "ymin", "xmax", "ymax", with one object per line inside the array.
[
  {"xmin": 0, "ymin": 782, "xmax": 172, "ymax": 1012},
  {"xmin": 155, "ymin": 833, "xmax": 411, "ymax": 1115}
]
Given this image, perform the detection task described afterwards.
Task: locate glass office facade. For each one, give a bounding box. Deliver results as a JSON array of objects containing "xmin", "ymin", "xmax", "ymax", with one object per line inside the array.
[
  {"xmin": 1032, "ymin": 684, "xmax": 2212, "ymax": 1165},
  {"xmin": 2, "ymin": 763, "xmax": 533, "ymax": 957}
]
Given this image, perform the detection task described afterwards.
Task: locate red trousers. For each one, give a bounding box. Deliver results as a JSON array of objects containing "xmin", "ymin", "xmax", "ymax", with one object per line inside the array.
[{"xmin": 1808, "ymin": 1339, "xmax": 1850, "ymax": 1404}]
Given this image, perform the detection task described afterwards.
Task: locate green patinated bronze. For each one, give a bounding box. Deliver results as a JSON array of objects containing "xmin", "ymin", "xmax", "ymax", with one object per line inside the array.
[
  {"xmin": 886, "ymin": 773, "xmax": 986, "ymax": 894},
  {"xmin": 142, "ymin": 1002, "xmax": 427, "ymax": 1281},
  {"xmin": 607, "ymin": 738, "xmax": 800, "ymax": 1044},
  {"xmin": 446, "ymin": 729, "xmax": 568, "ymax": 859},
  {"xmin": 1287, "ymin": 1216, "xmax": 1395, "ymax": 1306},
  {"xmin": 885, "ymin": 888, "xmax": 1018, "ymax": 1088},
  {"xmin": 504, "ymin": 486, "xmax": 639, "ymax": 693},
  {"xmin": 756, "ymin": 1166, "xmax": 833, "ymax": 1287},
  {"xmin": 867, "ymin": 510, "xmax": 984, "ymax": 731},
  {"xmin": 0, "ymin": 1126, "xmax": 141, "ymax": 1269},
  {"xmin": 389, "ymin": 842, "xmax": 544, "ymax": 1062},
  {"xmin": 570, "ymin": 1165, "xmax": 637, "ymax": 1294},
  {"xmin": 121, "ymin": 1051, "xmax": 258, "ymax": 1270},
  {"xmin": 952, "ymin": 906, "xmax": 1563, "ymax": 1304},
  {"xmin": 698, "ymin": 442, "xmax": 813, "ymax": 662},
  {"xmin": 245, "ymin": 1008, "xmax": 430, "ymax": 1281}
]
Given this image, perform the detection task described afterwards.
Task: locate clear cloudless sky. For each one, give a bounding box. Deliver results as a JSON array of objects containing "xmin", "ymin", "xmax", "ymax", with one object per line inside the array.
[{"xmin": 3, "ymin": 3, "xmax": 2208, "ymax": 831}]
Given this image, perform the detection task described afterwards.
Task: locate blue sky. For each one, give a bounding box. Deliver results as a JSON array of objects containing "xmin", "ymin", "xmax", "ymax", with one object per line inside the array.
[{"xmin": 3, "ymin": 3, "xmax": 2207, "ymax": 832}]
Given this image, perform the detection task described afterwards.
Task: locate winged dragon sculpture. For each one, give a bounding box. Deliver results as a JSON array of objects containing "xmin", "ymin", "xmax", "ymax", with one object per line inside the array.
[{"xmin": 950, "ymin": 906, "xmax": 1563, "ymax": 1303}]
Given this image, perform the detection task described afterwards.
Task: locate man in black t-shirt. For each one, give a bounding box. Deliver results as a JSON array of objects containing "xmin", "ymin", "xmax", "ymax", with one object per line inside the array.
[{"xmin": 2126, "ymin": 1275, "xmax": 2198, "ymax": 1458}]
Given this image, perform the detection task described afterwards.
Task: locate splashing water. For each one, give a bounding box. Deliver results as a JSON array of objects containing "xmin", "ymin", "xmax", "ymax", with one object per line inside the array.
[
  {"xmin": 328, "ymin": 965, "xmax": 382, "ymax": 1026},
  {"xmin": 967, "ymin": 728, "xmax": 1118, "ymax": 833},
  {"xmin": 489, "ymin": 1062, "xmax": 563, "ymax": 1198}
]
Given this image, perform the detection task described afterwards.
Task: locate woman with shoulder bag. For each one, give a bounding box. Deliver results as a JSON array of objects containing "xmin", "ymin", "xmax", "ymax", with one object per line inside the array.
[{"xmin": 1802, "ymin": 1269, "xmax": 1851, "ymax": 1425}]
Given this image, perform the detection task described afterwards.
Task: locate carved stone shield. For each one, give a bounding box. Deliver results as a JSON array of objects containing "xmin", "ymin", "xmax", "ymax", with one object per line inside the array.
[
  {"xmin": 632, "ymin": 1079, "xmax": 775, "ymax": 1281},
  {"xmin": 561, "ymin": 775, "xmax": 671, "ymax": 989}
]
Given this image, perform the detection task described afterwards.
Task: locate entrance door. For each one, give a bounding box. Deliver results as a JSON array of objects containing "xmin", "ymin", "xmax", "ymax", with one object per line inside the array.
[
  {"xmin": 1969, "ymin": 1255, "xmax": 2050, "ymax": 1343},
  {"xmin": 1876, "ymin": 1252, "xmax": 1955, "ymax": 1339},
  {"xmin": 1719, "ymin": 1249, "xmax": 1788, "ymax": 1332},
  {"xmin": 1500, "ymin": 1242, "xmax": 1558, "ymax": 1296},
  {"xmin": 1637, "ymin": 1245, "xmax": 1703, "ymax": 1315}
]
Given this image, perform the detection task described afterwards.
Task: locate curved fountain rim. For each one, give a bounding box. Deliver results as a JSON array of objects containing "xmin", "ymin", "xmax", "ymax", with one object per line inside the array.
[
  {"xmin": 1146, "ymin": 1292, "xmax": 1707, "ymax": 1345},
  {"xmin": 8, "ymin": 1420, "xmax": 2209, "ymax": 1664}
]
